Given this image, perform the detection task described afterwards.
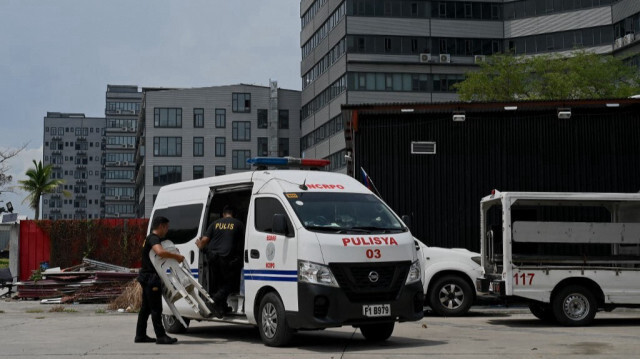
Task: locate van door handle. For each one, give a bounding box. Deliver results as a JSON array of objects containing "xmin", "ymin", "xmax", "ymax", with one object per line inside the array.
[{"xmin": 250, "ymin": 249, "xmax": 260, "ymax": 259}]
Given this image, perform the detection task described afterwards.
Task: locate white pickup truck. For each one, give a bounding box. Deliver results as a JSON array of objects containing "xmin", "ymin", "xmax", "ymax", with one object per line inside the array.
[
  {"xmin": 415, "ymin": 239, "xmax": 483, "ymax": 316},
  {"xmin": 476, "ymin": 190, "xmax": 640, "ymax": 326}
]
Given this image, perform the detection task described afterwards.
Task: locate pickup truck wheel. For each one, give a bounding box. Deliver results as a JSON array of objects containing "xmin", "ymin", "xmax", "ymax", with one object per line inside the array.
[
  {"xmin": 360, "ymin": 322, "xmax": 394, "ymax": 342},
  {"xmin": 528, "ymin": 302, "xmax": 555, "ymax": 322},
  {"xmin": 162, "ymin": 314, "xmax": 190, "ymax": 334},
  {"xmin": 258, "ymin": 292, "xmax": 293, "ymax": 347},
  {"xmin": 429, "ymin": 275, "xmax": 473, "ymax": 316},
  {"xmin": 552, "ymin": 285, "xmax": 597, "ymax": 326}
]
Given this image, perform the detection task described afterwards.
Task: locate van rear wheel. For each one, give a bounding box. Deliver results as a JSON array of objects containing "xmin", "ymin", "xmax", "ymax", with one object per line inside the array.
[
  {"xmin": 162, "ymin": 314, "xmax": 190, "ymax": 334},
  {"xmin": 360, "ymin": 322, "xmax": 394, "ymax": 342},
  {"xmin": 258, "ymin": 292, "xmax": 293, "ymax": 347}
]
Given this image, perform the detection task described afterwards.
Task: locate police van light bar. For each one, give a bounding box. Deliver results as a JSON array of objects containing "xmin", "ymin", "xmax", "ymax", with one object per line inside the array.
[{"xmin": 247, "ymin": 157, "xmax": 330, "ymax": 168}]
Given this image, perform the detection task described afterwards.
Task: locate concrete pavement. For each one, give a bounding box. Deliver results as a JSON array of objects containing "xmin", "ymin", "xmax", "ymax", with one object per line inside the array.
[{"xmin": 0, "ymin": 299, "xmax": 639, "ymax": 358}]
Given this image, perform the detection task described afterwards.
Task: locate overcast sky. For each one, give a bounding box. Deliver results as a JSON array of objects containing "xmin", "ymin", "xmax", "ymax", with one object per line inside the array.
[{"xmin": 0, "ymin": 0, "xmax": 301, "ymax": 217}]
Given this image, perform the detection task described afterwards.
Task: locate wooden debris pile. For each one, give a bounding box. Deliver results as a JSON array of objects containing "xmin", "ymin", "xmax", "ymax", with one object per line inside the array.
[{"xmin": 16, "ymin": 258, "xmax": 138, "ymax": 304}]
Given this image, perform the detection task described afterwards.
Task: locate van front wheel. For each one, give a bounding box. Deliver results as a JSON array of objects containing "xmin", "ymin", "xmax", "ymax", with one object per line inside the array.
[
  {"xmin": 360, "ymin": 322, "xmax": 394, "ymax": 342},
  {"xmin": 258, "ymin": 292, "xmax": 293, "ymax": 347}
]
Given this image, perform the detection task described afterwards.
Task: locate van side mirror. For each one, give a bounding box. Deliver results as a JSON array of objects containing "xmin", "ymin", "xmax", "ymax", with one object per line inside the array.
[
  {"xmin": 272, "ymin": 214, "xmax": 288, "ymax": 236},
  {"xmin": 402, "ymin": 215, "xmax": 411, "ymax": 229}
]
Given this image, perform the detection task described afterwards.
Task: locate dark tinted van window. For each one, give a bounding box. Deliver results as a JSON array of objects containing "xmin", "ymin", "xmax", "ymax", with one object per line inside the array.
[
  {"xmin": 152, "ymin": 204, "xmax": 203, "ymax": 244},
  {"xmin": 255, "ymin": 197, "xmax": 294, "ymax": 237}
]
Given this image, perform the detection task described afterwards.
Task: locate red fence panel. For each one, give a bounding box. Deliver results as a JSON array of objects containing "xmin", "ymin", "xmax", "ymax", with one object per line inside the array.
[{"xmin": 19, "ymin": 220, "xmax": 50, "ymax": 281}]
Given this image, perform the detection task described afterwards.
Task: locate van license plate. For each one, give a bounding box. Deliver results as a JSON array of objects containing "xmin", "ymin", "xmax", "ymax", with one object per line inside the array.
[{"xmin": 362, "ymin": 304, "xmax": 390, "ymax": 317}]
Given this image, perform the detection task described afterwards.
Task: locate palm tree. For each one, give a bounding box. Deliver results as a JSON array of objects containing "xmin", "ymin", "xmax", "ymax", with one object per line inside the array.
[{"xmin": 18, "ymin": 160, "xmax": 67, "ymax": 220}]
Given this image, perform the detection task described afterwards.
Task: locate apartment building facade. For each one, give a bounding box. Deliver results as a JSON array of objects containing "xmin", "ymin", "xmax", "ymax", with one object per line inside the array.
[
  {"xmin": 104, "ymin": 85, "xmax": 142, "ymax": 218},
  {"xmin": 299, "ymin": 0, "xmax": 640, "ymax": 172},
  {"xmin": 135, "ymin": 82, "xmax": 301, "ymax": 217},
  {"xmin": 42, "ymin": 112, "xmax": 105, "ymax": 220}
]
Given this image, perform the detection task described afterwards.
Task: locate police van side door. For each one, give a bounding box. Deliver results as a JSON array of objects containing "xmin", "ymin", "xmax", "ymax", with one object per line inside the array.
[{"xmin": 244, "ymin": 195, "xmax": 298, "ymax": 323}]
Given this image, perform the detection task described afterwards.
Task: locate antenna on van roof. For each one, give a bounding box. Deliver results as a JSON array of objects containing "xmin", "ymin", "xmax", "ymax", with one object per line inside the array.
[{"xmin": 299, "ymin": 179, "xmax": 308, "ymax": 191}]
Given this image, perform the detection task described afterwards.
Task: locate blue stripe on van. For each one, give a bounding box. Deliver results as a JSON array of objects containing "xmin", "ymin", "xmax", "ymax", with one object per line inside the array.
[
  {"xmin": 243, "ymin": 270, "xmax": 297, "ymax": 276},
  {"xmin": 244, "ymin": 275, "xmax": 298, "ymax": 282}
]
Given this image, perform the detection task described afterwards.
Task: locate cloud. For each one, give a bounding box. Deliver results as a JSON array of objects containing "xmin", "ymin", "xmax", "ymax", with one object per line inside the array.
[{"xmin": 1, "ymin": 145, "xmax": 43, "ymax": 218}]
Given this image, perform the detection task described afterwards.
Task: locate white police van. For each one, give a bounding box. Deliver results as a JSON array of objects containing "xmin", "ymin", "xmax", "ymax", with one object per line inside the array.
[{"xmin": 150, "ymin": 157, "xmax": 424, "ymax": 346}]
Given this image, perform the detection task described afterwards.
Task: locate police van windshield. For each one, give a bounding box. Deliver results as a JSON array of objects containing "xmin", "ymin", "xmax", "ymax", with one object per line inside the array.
[{"xmin": 285, "ymin": 192, "xmax": 406, "ymax": 234}]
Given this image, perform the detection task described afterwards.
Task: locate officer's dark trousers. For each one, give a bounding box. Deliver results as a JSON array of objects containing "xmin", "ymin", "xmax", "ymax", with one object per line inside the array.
[
  {"xmin": 136, "ymin": 274, "xmax": 166, "ymax": 338},
  {"xmin": 208, "ymin": 253, "xmax": 241, "ymax": 307}
]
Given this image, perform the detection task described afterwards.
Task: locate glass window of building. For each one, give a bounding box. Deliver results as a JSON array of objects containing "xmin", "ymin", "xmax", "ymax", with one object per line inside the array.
[
  {"xmin": 194, "ymin": 108, "xmax": 204, "ymax": 128},
  {"xmin": 232, "ymin": 121, "xmax": 251, "ymax": 141},
  {"xmin": 215, "ymin": 166, "xmax": 226, "ymax": 176},
  {"xmin": 278, "ymin": 110, "xmax": 289, "ymax": 129},
  {"xmin": 232, "ymin": 93, "xmax": 251, "ymax": 113},
  {"xmin": 232, "ymin": 150, "xmax": 251, "ymax": 169},
  {"xmin": 278, "ymin": 138, "xmax": 289, "ymax": 157},
  {"xmin": 215, "ymin": 108, "xmax": 226, "ymax": 128},
  {"xmin": 215, "ymin": 137, "xmax": 226, "ymax": 157},
  {"xmin": 257, "ymin": 137, "xmax": 268, "ymax": 156},
  {"xmin": 154, "ymin": 108, "xmax": 182, "ymax": 128},
  {"xmin": 193, "ymin": 137, "xmax": 204, "ymax": 157},
  {"xmin": 193, "ymin": 165, "xmax": 204, "ymax": 180},
  {"xmin": 153, "ymin": 137, "xmax": 182, "ymax": 157},
  {"xmin": 153, "ymin": 166, "xmax": 182, "ymax": 186},
  {"xmin": 257, "ymin": 109, "xmax": 268, "ymax": 128}
]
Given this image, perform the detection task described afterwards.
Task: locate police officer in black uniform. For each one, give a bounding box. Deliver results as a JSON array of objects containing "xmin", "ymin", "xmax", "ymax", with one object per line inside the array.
[
  {"xmin": 196, "ymin": 205, "xmax": 245, "ymax": 318},
  {"xmin": 135, "ymin": 216, "xmax": 185, "ymax": 345}
]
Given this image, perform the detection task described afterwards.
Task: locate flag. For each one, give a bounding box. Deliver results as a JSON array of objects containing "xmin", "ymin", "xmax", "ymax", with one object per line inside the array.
[{"xmin": 360, "ymin": 167, "xmax": 372, "ymax": 189}]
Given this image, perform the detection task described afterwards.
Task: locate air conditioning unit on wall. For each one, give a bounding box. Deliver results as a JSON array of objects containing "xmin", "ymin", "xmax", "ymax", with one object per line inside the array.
[
  {"xmin": 440, "ymin": 54, "xmax": 451, "ymax": 63},
  {"xmin": 419, "ymin": 53, "xmax": 432, "ymax": 63},
  {"xmin": 624, "ymin": 33, "xmax": 635, "ymax": 45},
  {"xmin": 474, "ymin": 55, "xmax": 486, "ymax": 64}
]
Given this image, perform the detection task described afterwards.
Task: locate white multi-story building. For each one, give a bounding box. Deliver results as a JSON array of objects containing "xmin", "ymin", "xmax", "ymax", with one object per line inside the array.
[
  {"xmin": 42, "ymin": 112, "xmax": 105, "ymax": 220},
  {"xmin": 135, "ymin": 82, "xmax": 301, "ymax": 217}
]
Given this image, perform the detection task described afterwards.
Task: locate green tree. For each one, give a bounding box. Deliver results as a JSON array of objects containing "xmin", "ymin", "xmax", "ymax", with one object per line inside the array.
[
  {"xmin": 455, "ymin": 51, "xmax": 640, "ymax": 101},
  {"xmin": 17, "ymin": 160, "xmax": 68, "ymax": 220}
]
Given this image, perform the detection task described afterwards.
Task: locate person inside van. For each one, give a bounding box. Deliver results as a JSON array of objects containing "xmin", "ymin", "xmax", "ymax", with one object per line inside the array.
[{"xmin": 196, "ymin": 205, "xmax": 245, "ymax": 318}]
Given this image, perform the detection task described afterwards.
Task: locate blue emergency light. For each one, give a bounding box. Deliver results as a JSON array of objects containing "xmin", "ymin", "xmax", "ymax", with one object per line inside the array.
[{"xmin": 247, "ymin": 157, "xmax": 330, "ymax": 168}]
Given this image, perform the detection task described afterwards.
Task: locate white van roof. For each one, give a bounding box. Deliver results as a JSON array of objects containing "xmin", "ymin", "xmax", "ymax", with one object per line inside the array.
[{"xmin": 153, "ymin": 170, "xmax": 371, "ymax": 209}]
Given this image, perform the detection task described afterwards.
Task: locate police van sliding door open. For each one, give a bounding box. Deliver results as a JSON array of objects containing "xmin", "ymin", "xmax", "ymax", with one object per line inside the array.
[{"xmin": 199, "ymin": 183, "xmax": 253, "ymax": 316}]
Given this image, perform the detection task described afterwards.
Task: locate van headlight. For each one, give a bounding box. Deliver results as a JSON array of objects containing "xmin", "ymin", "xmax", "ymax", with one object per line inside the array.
[
  {"xmin": 405, "ymin": 260, "xmax": 421, "ymax": 284},
  {"xmin": 298, "ymin": 260, "xmax": 339, "ymax": 287}
]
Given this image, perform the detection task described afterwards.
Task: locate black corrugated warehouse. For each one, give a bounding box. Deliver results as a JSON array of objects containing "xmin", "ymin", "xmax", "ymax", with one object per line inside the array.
[{"xmin": 342, "ymin": 99, "xmax": 640, "ymax": 252}]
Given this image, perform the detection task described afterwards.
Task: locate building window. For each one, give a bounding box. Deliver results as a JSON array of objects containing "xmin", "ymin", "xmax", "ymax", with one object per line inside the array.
[
  {"xmin": 194, "ymin": 108, "xmax": 204, "ymax": 128},
  {"xmin": 193, "ymin": 165, "xmax": 204, "ymax": 180},
  {"xmin": 257, "ymin": 109, "xmax": 268, "ymax": 128},
  {"xmin": 193, "ymin": 137, "xmax": 204, "ymax": 157},
  {"xmin": 215, "ymin": 166, "xmax": 226, "ymax": 176},
  {"xmin": 278, "ymin": 138, "xmax": 289, "ymax": 157},
  {"xmin": 232, "ymin": 93, "xmax": 251, "ymax": 113},
  {"xmin": 257, "ymin": 137, "xmax": 268, "ymax": 156},
  {"xmin": 215, "ymin": 137, "xmax": 226, "ymax": 157},
  {"xmin": 232, "ymin": 121, "xmax": 251, "ymax": 141},
  {"xmin": 154, "ymin": 108, "xmax": 182, "ymax": 128},
  {"xmin": 278, "ymin": 110, "xmax": 289, "ymax": 129},
  {"xmin": 215, "ymin": 108, "xmax": 226, "ymax": 128},
  {"xmin": 232, "ymin": 150, "xmax": 251, "ymax": 169},
  {"xmin": 153, "ymin": 137, "xmax": 182, "ymax": 157},
  {"xmin": 153, "ymin": 166, "xmax": 182, "ymax": 186}
]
